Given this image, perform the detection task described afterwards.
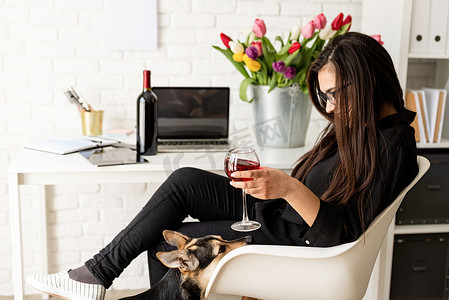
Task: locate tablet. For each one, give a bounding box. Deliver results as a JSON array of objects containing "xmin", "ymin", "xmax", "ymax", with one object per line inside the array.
[{"xmin": 80, "ymin": 147, "xmax": 148, "ymax": 167}]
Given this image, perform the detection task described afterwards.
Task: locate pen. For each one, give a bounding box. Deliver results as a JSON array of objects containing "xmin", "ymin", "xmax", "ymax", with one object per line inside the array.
[
  {"xmin": 64, "ymin": 87, "xmax": 91, "ymax": 112},
  {"xmin": 69, "ymin": 87, "xmax": 91, "ymax": 111},
  {"xmin": 64, "ymin": 90, "xmax": 84, "ymax": 111}
]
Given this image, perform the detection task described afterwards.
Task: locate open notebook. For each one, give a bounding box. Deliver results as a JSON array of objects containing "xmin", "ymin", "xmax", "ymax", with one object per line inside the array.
[{"xmin": 24, "ymin": 136, "xmax": 118, "ymax": 155}]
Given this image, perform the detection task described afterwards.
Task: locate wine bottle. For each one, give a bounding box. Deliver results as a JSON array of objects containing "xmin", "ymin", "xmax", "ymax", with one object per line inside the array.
[{"xmin": 136, "ymin": 70, "xmax": 158, "ymax": 156}]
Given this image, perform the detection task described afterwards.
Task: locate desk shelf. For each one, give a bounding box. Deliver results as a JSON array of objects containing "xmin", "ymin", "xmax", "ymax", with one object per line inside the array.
[
  {"xmin": 417, "ymin": 138, "xmax": 449, "ymax": 149},
  {"xmin": 395, "ymin": 224, "xmax": 449, "ymax": 235}
]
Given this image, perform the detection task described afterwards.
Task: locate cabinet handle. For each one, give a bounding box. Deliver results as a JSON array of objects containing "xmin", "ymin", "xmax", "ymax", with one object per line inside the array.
[
  {"xmin": 413, "ymin": 260, "xmax": 427, "ymax": 272},
  {"xmin": 426, "ymin": 183, "xmax": 440, "ymax": 190},
  {"xmin": 435, "ymin": 35, "xmax": 441, "ymax": 42},
  {"xmin": 413, "ymin": 265, "xmax": 427, "ymax": 272},
  {"xmin": 416, "ymin": 35, "xmax": 422, "ymax": 41}
]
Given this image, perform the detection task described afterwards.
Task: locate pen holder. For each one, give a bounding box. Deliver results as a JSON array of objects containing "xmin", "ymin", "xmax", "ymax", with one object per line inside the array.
[{"xmin": 80, "ymin": 110, "xmax": 104, "ymax": 136}]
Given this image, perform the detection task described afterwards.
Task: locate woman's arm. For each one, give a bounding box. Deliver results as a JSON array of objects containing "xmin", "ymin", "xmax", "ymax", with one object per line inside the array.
[{"xmin": 230, "ymin": 168, "xmax": 320, "ymax": 226}]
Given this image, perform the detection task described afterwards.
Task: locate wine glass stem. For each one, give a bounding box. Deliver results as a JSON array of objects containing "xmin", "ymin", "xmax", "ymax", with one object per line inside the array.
[{"xmin": 241, "ymin": 188, "xmax": 250, "ymax": 224}]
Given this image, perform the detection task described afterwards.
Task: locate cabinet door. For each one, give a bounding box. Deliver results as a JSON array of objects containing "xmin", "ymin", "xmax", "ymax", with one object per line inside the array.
[
  {"xmin": 428, "ymin": 0, "xmax": 449, "ymax": 54},
  {"xmin": 409, "ymin": 0, "xmax": 431, "ymax": 53}
]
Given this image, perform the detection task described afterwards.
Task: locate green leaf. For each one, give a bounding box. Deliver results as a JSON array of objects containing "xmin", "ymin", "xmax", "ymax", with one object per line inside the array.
[
  {"xmin": 284, "ymin": 48, "xmax": 300, "ymax": 66},
  {"xmin": 274, "ymin": 35, "xmax": 285, "ymax": 48},
  {"xmin": 256, "ymin": 72, "xmax": 264, "ymax": 84},
  {"xmin": 268, "ymin": 72, "xmax": 277, "ymax": 93},
  {"xmin": 300, "ymin": 83, "xmax": 309, "ymax": 94},
  {"xmin": 260, "ymin": 41, "xmax": 275, "ymax": 75},
  {"xmin": 239, "ymin": 78, "xmax": 257, "ymax": 102},
  {"xmin": 262, "ymin": 36, "xmax": 275, "ymax": 51},
  {"xmin": 259, "ymin": 58, "xmax": 269, "ymax": 85},
  {"xmin": 298, "ymin": 68, "xmax": 307, "ymax": 83},
  {"xmin": 301, "ymin": 32, "xmax": 318, "ymax": 47},
  {"xmin": 274, "ymin": 52, "xmax": 289, "ymax": 62},
  {"xmin": 212, "ymin": 46, "xmax": 250, "ymax": 79},
  {"xmin": 336, "ymin": 23, "xmax": 351, "ymax": 36},
  {"xmin": 277, "ymin": 43, "xmax": 292, "ymax": 57}
]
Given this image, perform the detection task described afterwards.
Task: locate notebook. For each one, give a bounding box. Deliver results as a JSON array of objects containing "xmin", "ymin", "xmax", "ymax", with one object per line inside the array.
[
  {"xmin": 154, "ymin": 87, "xmax": 232, "ymax": 152},
  {"xmin": 24, "ymin": 136, "xmax": 118, "ymax": 155},
  {"xmin": 80, "ymin": 147, "xmax": 148, "ymax": 167}
]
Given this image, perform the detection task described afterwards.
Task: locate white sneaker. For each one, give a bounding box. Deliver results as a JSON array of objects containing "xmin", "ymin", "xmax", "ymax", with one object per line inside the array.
[{"xmin": 26, "ymin": 271, "xmax": 106, "ymax": 300}]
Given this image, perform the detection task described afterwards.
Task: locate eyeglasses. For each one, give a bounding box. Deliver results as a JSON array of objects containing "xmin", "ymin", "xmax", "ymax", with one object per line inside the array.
[
  {"xmin": 316, "ymin": 83, "xmax": 351, "ymax": 108},
  {"xmin": 317, "ymin": 89, "xmax": 337, "ymax": 107}
]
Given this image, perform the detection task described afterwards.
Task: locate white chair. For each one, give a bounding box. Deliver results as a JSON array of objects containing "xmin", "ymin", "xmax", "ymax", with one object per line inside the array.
[{"xmin": 205, "ymin": 156, "xmax": 430, "ymax": 300}]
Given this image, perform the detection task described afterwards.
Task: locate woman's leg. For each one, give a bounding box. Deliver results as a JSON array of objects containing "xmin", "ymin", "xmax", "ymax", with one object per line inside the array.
[{"xmin": 85, "ymin": 167, "xmax": 261, "ymax": 288}]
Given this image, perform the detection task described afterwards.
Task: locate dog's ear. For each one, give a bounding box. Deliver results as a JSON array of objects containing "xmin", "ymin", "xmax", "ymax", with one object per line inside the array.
[
  {"xmin": 162, "ymin": 230, "xmax": 191, "ymax": 249},
  {"xmin": 156, "ymin": 250, "xmax": 200, "ymax": 272}
]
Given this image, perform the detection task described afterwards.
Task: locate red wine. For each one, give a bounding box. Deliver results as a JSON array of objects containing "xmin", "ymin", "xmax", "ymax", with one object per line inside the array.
[
  {"xmin": 136, "ymin": 70, "xmax": 157, "ymax": 155},
  {"xmin": 224, "ymin": 158, "xmax": 260, "ymax": 181}
]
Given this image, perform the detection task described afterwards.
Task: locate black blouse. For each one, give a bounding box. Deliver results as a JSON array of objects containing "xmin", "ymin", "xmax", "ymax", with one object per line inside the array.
[{"xmin": 255, "ymin": 109, "xmax": 419, "ymax": 247}]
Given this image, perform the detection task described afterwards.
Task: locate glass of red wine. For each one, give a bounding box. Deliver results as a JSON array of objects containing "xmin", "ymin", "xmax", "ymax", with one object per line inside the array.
[{"xmin": 224, "ymin": 147, "xmax": 261, "ymax": 232}]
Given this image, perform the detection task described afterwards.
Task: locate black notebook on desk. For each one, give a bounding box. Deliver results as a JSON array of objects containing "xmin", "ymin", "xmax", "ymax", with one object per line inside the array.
[
  {"xmin": 80, "ymin": 147, "xmax": 148, "ymax": 167},
  {"xmin": 154, "ymin": 87, "xmax": 232, "ymax": 152}
]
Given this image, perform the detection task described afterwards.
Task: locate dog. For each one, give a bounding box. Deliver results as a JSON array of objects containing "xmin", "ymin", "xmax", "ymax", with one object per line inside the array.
[{"xmin": 119, "ymin": 230, "xmax": 251, "ymax": 300}]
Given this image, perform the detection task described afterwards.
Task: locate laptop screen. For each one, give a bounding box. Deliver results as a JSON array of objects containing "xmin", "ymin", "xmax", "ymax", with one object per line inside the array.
[{"xmin": 154, "ymin": 87, "xmax": 230, "ymax": 139}]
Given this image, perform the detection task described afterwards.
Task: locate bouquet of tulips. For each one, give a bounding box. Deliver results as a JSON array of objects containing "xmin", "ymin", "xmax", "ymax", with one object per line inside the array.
[{"xmin": 213, "ymin": 13, "xmax": 352, "ymax": 102}]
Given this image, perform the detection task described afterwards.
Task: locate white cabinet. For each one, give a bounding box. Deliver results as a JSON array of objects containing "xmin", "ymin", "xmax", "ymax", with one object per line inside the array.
[{"xmin": 362, "ymin": 1, "xmax": 449, "ymax": 298}]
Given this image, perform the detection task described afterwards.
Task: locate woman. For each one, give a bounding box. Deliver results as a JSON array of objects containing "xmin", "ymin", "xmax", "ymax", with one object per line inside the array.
[{"xmin": 27, "ymin": 32, "xmax": 418, "ymax": 300}]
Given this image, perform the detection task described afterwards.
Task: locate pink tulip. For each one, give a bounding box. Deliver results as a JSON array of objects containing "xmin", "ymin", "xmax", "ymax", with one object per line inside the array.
[
  {"xmin": 313, "ymin": 13, "xmax": 327, "ymax": 30},
  {"xmin": 252, "ymin": 19, "xmax": 267, "ymax": 38},
  {"xmin": 370, "ymin": 34, "xmax": 384, "ymax": 45},
  {"xmin": 301, "ymin": 20, "xmax": 315, "ymax": 39},
  {"xmin": 251, "ymin": 40, "xmax": 263, "ymax": 57}
]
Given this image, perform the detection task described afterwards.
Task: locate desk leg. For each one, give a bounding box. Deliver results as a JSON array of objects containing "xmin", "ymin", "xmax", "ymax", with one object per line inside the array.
[
  {"xmin": 39, "ymin": 185, "xmax": 49, "ymax": 300},
  {"xmin": 9, "ymin": 172, "xmax": 24, "ymax": 300}
]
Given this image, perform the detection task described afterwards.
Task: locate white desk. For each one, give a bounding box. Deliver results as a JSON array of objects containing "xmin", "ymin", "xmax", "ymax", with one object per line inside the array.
[{"xmin": 9, "ymin": 146, "xmax": 307, "ymax": 299}]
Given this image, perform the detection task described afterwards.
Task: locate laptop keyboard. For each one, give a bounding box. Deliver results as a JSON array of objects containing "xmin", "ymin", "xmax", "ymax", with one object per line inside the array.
[
  {"xmin": 158, "ymin": 140, "xmax": 228, "ymax": 145},
  {"xmin": 157, "ymin": 139, "xmax": 231, "ymax": 152}
]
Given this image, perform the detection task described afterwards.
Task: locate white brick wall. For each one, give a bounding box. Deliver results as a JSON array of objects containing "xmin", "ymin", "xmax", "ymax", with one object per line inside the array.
[{"xmin": 0, "ymin": 0, "xmax": 364, "ymax": 296}]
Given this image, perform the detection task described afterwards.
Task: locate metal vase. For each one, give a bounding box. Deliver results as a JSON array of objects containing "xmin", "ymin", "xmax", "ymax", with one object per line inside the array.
[{"xmin": 251, "ymin": 84, "xmax": 312, "ymax": 148}]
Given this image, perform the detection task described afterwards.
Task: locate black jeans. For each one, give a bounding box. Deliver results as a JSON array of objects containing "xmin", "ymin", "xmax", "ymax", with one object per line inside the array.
[{"xmin": 85, "ymin": 167, "xmax": 274, "ymax": 288}]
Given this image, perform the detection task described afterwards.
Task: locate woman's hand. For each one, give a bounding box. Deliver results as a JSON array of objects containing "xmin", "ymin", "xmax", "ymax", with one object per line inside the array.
[
  {"xmin": 230, "ymin": 167, "xmax": 321, "ymax": 226},
  {"xmin": 230, "ymin": 167, "xmax": 296, "ymax": 200}
]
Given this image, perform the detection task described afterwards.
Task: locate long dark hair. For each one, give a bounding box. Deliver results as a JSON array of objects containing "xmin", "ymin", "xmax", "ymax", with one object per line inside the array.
[{"xmin": 292, "ymin": 32, "xmax": 405, "ymax": 231}]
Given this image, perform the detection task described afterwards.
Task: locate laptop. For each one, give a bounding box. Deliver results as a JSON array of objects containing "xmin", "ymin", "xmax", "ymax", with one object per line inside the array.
[{"xmin": 154, "ymin": 87, "xmax": 232, "ymax": 152}]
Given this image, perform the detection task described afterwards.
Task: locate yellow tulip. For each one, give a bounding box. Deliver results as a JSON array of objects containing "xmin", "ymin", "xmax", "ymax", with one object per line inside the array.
[
  {"xmin": 245, "ymin": 58, "xmax": 261, "ymax": 72},
  {"xmin": 233, "ymin": 53, "xmax": 245, "ymax": 62}
]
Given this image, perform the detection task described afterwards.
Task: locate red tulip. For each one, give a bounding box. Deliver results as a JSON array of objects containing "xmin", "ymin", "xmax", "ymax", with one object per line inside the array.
[
  {"xmin": 251, "ymin": 40, "xmax": 263, "ymax": 57},
  {"xmin": 288, "ymin": 42, "xmax": 301, "ymax": 54},
  {"xmin": 331, "ymin": 13, "xmax": 344, "ymax": 30},
  {"xmin": 342, "ymin": 15, "xmax": 352, "ymax": 31},
  {"xmin": 253, "ymin": 19, "xmax": 267, "ymax": 38},
  {"xmin": 220, "ymin": 33, "xmax": 232, "ymax": 48}
]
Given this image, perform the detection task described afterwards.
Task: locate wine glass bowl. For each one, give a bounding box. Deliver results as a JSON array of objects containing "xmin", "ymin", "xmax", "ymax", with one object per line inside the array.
[{"xmin": 224, "ymin": 147, "xmax": 261, "ymax": 232}]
